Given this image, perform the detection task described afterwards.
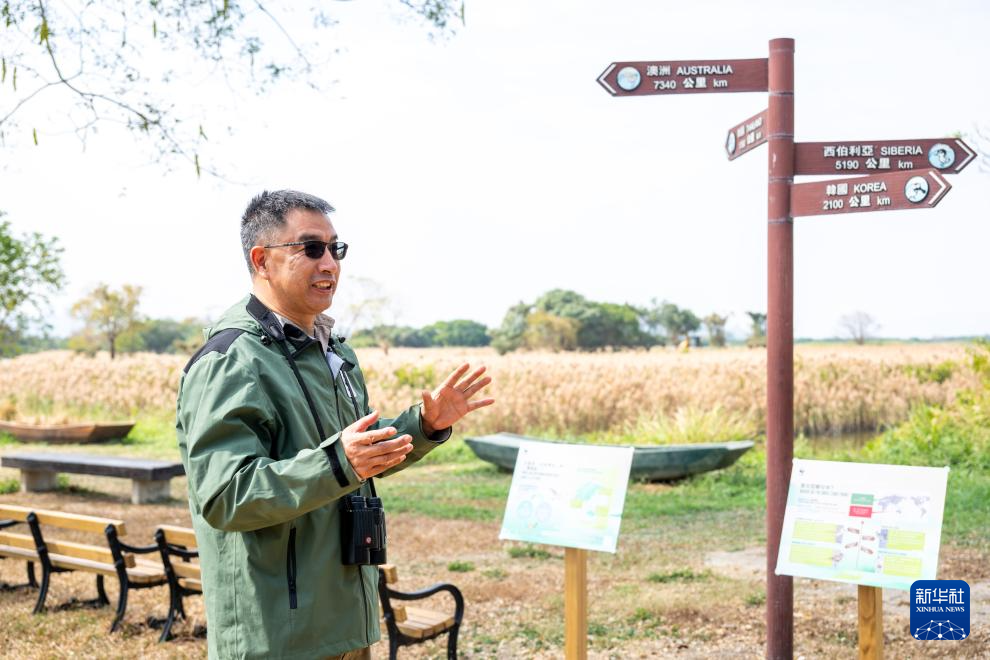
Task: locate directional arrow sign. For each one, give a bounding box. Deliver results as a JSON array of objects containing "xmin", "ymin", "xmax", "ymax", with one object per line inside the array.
[
  {"xmin": 726, "ymin": 109, "xmax": 768, "ymax": 160},
  {"xmin": 790, "ymin": 169, "xmax": 951, "ymax": 218},
  {"xmin": 597, "ymin": 58, "xmax": 768, "ymax": 97},
  {"xmin": 794, "ymin": 138, "xmax": 976, "ymax": 176}
]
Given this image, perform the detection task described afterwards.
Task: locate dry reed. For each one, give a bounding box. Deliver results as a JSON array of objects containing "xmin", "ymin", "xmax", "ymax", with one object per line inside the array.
[{"xmin": 0, "ymin": 344, "xmax": 975, "ymax": 437}]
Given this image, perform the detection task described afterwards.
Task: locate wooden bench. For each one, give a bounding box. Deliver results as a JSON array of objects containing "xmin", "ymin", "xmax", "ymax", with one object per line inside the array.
[
  {"xmin": 0, "ymin": 504, "xmax": 167, "ymax": 631},
  {"xmin": 0, "ymin": 516, "xmax": 38, "ymax": 590},
  {"xmin": 378, "ymin": 564, "xmax": 464, "ymax": 659},
  {"xmin": 154, "ymin": 524, "xmax": 203, "ymax": 642},
  {"xmin": 0, "ymin": 452, "xmax": 185, "ymax": 504}
]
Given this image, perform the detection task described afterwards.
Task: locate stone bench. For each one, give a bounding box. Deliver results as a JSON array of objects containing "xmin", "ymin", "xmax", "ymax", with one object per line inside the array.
[{"xmin": 0, "ymin": 453, "xmax": 185, "ymax": 504}]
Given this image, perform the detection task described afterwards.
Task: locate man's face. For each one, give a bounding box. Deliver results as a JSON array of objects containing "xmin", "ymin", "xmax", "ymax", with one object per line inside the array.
[{"xmin": 255, "ymin": 208, "xmax": 341, "ymax": 319}]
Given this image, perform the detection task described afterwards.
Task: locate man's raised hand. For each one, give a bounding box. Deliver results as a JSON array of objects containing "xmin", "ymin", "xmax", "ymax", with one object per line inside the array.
[
  {"xmin": 420, "ymin": 363, "xmax": 495, "ymax": 435},
  {"xmin": 340, "ymin": 411, "xmax": 413, "ymax": 480}
]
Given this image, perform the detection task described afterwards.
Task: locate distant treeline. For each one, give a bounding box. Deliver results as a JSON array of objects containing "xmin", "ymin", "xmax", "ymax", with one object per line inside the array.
[{"xmin": 348, "ymin": 289, "xmax": 735, "ymax": 354}]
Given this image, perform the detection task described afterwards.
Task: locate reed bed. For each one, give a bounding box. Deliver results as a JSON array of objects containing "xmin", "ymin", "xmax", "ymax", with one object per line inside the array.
[{"xmin": 0, "ymin": 344, "xmax": 976, "ymax": 439}]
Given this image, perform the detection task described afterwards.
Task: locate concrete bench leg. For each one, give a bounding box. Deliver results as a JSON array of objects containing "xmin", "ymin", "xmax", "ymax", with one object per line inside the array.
[
  {"xmin": 21, "ymin": 469, "xmax": 57, "ymax": 493},
  {"xmin": 132, "ymin": 479, "xmax": 171, "ymax": 504}
]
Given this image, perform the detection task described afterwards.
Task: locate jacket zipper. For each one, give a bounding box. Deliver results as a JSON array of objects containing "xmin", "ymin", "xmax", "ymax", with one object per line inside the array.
[{"xmin": 286, "ymin": 527, "xmax": 298, "ymax": 610}]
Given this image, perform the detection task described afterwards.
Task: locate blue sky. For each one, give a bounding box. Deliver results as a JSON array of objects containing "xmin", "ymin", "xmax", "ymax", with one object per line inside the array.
[{"xmin": 3, "ymin": 0, "xmax": 988, "ymax": 340}]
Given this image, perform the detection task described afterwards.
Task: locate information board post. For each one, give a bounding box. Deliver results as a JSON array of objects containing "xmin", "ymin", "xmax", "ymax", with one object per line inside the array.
[
  {"xmin": 858, "ymin": 586, "xmax": 884, "ymax": 659},
  {"xmin": 766, "ymin": 37, "xmax": 795, "ymax": 660},
  {"xmin": 565, "ymin": 547, "xmax": 589, "ymax": 660}
]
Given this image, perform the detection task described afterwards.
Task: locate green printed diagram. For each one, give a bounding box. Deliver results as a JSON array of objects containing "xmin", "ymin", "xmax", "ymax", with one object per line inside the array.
[
  {"xmin": 500, "ymin": 443, "xmax": 634, "ymax": 554},
  {"xmin": 913, "ymin": 620, "xmax": 967, "ymax": 640},
  {"xmin": 776, "ymin": 459, "xmax": 948, "ymax": 590},
  {"xmin": 512, "ymin": 480, "xmax": 615, "ymax": 533}
]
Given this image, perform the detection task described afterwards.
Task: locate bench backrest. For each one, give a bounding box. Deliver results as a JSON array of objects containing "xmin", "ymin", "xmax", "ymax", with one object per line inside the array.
[
  {"xmin": 0, "ymin": 504, "xmax": 126, "ymax": 536},
  {"xmin": 157, "ymin": 524, "xmax": 197, "ymax": 548},
  {"xmin": 0, "ymin": 530, "xmax": 134, "ymax": 567}
]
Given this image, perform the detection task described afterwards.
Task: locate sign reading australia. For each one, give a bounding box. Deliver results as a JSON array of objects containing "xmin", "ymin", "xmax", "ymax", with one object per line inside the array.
[{"xmin": 597, "ymin": 58, "xmax": 768, "ymax": 96}]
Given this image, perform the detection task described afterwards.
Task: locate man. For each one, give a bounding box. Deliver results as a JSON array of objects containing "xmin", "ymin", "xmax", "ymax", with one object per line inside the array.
[{"xmin": 176, "ymin": 190, "xmax": 493, "ymax": 659}]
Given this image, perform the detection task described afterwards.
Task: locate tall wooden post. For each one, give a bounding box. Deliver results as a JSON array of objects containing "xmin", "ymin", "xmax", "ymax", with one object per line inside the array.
[
  {"xmin": 564, "ymin": 547, "xmax": 588, "ymax": 660},
  {"xmin": 858, "ymin": 586, "xmax": 884, "ymax": 659},
  {"xmin": 766, "ymin": 37, "xmax": 795, "ymax": 660}
]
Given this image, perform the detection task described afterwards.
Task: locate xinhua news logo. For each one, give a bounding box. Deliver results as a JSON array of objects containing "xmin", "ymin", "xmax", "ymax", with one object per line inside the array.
[{"xmin": 910, "ymin": 579, "xmax": 969, "ymax": 641}]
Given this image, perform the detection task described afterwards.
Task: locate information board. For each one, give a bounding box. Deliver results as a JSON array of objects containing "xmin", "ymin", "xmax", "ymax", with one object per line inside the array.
[
  {"xmin": 499, "ymin": 441, "xmax": 634, "ymax": 553},
  {"xmin": 775, "ymin": 459, "xmax": 949, "ymax": 590}
]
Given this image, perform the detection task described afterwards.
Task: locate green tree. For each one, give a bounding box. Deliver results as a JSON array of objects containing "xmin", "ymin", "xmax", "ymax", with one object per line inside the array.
[
  {"xmin": 703, "ymin": 313, "xmax": 729, "ymax": 348},
  {"xmin": 491, "ymin": 302, "xmax": 531, "ymax": 355},
  {"xmin": 523, "ymin": 311, "xmax": 578, "ymax": 352},
  {"xmin": 746, "ymin": 311, "xmax": 767, "ymax": 348},
  {"xmin": 576, "ymin": 302, "xmax": 651, "ymax": 350},
  {"xmin": 131, "ymin": 317, "xmax": 204, "ymax": 353},
  {"xmin": 70, "ymin": 284, "xmax": 143, "ymax": 359},
  {"xmin": 0, "ymin": 1, "xmax": 464, "ymax": 174},
  {"xmin": 533, "ymin": 289, "xmax": 650, "ymax": 350},
  {"xmin": 0, "ymin": 214, "xmax": 64, "ymax": 356},
  {"xmin": 423, "ymin": 319, "xmax": 489, "ymax": 347},
  {"xmin": 655, "ymin": 301, "xmax": 700, "ymax": 346}
]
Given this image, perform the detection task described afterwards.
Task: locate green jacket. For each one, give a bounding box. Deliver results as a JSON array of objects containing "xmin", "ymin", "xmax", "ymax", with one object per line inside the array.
[{"xmin": 176, "ymin": 295, "xmax": 445, "ymax": 659}]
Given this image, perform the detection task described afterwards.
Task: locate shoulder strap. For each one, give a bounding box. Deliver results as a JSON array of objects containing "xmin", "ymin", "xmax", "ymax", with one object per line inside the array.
[{"xmin": 183, "ymin": 328, "xmax": 246, "ymax": 374}]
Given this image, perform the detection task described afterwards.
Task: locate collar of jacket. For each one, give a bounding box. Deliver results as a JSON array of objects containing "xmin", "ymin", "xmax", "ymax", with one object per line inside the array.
[{"xmin": 245, "ymin": 294, "xmax": 287, "ymax": 343}]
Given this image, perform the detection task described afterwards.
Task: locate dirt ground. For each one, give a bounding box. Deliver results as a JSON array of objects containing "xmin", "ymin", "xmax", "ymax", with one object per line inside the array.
[{"xmin": 0, "ymin": 477, "xmax": 987, "ymax": 658}]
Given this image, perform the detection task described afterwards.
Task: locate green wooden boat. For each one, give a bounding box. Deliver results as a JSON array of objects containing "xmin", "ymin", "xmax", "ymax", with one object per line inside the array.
[{"xmin": 464, "ymin": 432, "xmax": 755, "ymax": 481}]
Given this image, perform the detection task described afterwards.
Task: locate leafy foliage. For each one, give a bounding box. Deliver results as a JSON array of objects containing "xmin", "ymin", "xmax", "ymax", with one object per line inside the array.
[
  {"xmin": 0, "ymin": 213, "xmax": 64, "ymax": 355},
  {"xmin": 0, "ymin": 1, "xmax": 465, "ymax": 173},
  {"xmin": 745, "ymin": 311, "xmax": 766, "ymax": 348},
  {"xmin": 703, "ymin": 313, "xmax": 728, "ymax": 348},
  {"xmin": 864, "ymin": 341, "xmax": 990, "ymax": 471},
  {"xmin": 69, "ymin": 283, "xmax": 143, "ymax": 358},
  {"xmin": 421, "ymin": 319, "xmax": 489, "ymax": 347}
]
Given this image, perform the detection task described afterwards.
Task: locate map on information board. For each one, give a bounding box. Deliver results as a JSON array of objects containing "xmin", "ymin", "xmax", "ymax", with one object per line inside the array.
[
  {"xmin": 499, "ymin": 441, "xmax": 634, "ymax": 553},
  {"xmin": 775, "ymin": 459, "xmax": 949, "ymax": 591}
]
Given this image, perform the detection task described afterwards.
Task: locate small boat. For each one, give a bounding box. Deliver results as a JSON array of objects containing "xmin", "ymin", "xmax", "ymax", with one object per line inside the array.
[
  {"xmin": 464, "ymin": 432, "xmax": 755, "ymax": 481},
  {"xmin": 0, "ymin": 421, "xmax": 136, "ymax": 444}
]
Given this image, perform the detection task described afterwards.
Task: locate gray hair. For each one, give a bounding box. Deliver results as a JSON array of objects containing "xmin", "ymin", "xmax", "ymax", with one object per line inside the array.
[{"xmin": 240, "ymin": 189, "xmax": 335, "ymax": 276}]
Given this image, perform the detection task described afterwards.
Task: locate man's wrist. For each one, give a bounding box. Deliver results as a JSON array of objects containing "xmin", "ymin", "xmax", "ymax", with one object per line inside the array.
[{"xmin": 419, "ymin": 413, "xmax": 451, "ymax": 443}]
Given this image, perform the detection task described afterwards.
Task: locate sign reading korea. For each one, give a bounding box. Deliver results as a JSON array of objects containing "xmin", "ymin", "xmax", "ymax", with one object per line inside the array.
[
  {"xmin": 794, "ymin": 138, "xmax": 975, "ymax": 175},
  {"xmin": 726, "ymin": 109, "xmax": 768, "ymax": 160},
  {"xmin": 790, "ymin": 169, "xmax": 951, "ymax": 218},
  {"xmin": 597, "ymin": 58, "xmax": 768, "ymax": 97}
]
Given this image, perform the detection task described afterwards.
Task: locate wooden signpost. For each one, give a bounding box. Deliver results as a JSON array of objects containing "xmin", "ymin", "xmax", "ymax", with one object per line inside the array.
[
  {"xmin": 598, "ymin": 38, "xmax": 968, "ymax": 660},
  {"xmin": 790, "ymin": 169, "xmax": 952, "ymax": 217},
  {"xmin": 596, "ymin": 58, "xmax": 768, "ymax": 96},
  {"xmin": 794, "ymin": 138, "xmax": 976, "ymax": 175},
  {"xmin": 727, "ymin": 109, "xmax": 768, "ymax": 160}
]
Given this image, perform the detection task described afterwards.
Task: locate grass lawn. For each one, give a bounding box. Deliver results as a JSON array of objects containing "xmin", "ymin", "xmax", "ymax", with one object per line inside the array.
[{"xmin": 1, "ymin": 425, "xmax": 987, "ymax": 658}]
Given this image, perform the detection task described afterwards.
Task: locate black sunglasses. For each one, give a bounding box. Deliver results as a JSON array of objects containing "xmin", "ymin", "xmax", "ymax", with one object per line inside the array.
[{"xmin": 263, "ymin": 240, "xmax": 349, "ymax": 260}]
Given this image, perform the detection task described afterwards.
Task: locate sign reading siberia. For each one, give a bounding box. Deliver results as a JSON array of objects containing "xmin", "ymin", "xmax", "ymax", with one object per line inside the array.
[
  {"xmin": 790, "ymin": 169, "xmax": 951, "ymax": 217},
  {"xmin": 597, "ymin": 58, "xmax": 768, "ymax": 96},
  {"xmin": 499, "ymin": 441, "xmax": 633, "ymax": 553},
  {"xmin": 775, "ymin": 459, "xmax": 949, "ymax": 591},
  {"xmin": 726, "ymin": 109, "xmax": 768, "ymax": 160},
  {"xmin": 794, "ymin": 138, "xmax": 976, "ymax": 175}
]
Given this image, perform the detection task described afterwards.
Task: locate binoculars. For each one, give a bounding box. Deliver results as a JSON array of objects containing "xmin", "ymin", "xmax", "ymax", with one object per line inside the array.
[{"xmin": 339, "ymin": 494, "xmax": 387, "ymax": 566}]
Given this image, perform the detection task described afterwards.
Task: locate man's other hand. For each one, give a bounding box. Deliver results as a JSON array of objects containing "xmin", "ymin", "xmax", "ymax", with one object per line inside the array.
[
  {"xmin": 420, "ymin": 363, "xmax": 495, "ymax": 435},
  {"xmin": 340, "ymin": 411, "xmax": 413, "ymax": 480}
]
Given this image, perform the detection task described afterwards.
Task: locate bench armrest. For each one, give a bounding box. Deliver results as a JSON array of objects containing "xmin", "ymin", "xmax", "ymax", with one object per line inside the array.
[
  {"xmin": 113, "ymin": 538, "xmax": 159, "ymax": 555},
  {"xmin": 384, "ymin": 582, "xmax": 465, "ymax": 623}
]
